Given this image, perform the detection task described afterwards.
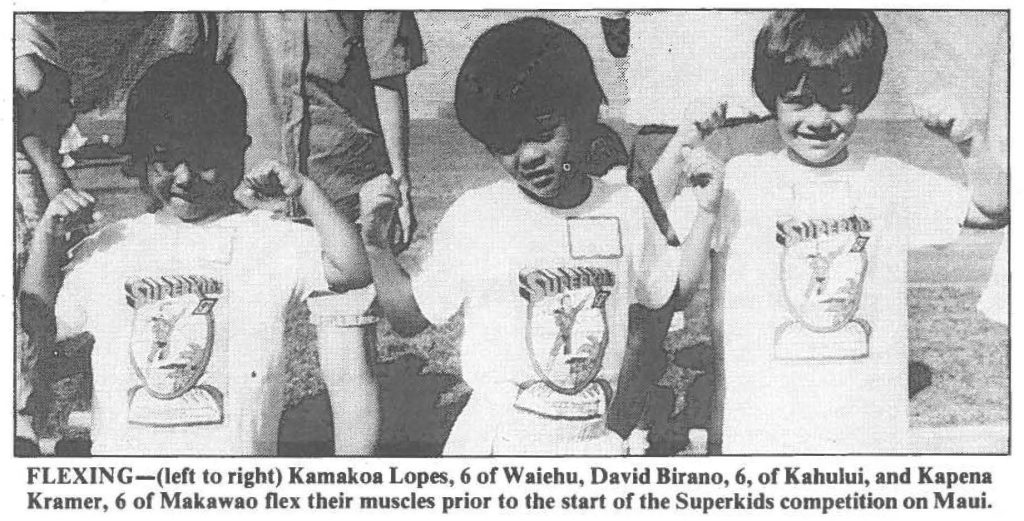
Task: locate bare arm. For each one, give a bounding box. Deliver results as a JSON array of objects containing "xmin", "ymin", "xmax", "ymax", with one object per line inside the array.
[
  {"xmin": 21, "ymin": 135, "xmax": 71, "ymax": 199},
  {"xmin": 914, "ymin": 94, "xmax": 1008, "ymax": 229},
  {"xmin": 360, "ymin": 174, "xmax": 430, "ymax": 337},
  {"xmin": 962, "ymin": 136, "xmax": 1008, "ymax": 229},
  {"xmin": 674, "ymin": 210, "xmax": 717, "ymax": 305},
  {"xmin": 20, "ymin": 189, "xmax": 95, "ymax": 332},
  {"xmin": 374, "ymin": 75, "xmax": 417, "ymax": 250},
  {"xmin": 672, "ymin": 146, "xmax": 723, "ymax": 304},
  {"xmin": 16, "ymin": 55, "xmax": 72, "ymax": 201}
]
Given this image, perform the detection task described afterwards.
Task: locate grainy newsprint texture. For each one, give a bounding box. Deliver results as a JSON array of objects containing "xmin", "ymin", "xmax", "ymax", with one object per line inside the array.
[{"xmin": 9, "ymin": 7, "xmax": 1009, "ymax": 460}]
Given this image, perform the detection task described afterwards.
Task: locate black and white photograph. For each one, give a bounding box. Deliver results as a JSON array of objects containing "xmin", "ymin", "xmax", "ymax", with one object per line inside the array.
[{"xmin": 9, "ymin": 6, "xmax": 1010, "ymax": 462}]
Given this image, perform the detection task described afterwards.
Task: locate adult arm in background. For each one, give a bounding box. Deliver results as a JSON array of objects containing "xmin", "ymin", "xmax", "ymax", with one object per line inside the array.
[
  {"xmin": 16, "ymin": 54, "xmax": 73, "ymax": 202},
  {"xmin": 373, "ymin": 75, "xmax": 415, "ymax": 250},
  {"xmin": 367, "ymin": 11, "xmax": 427, "ymax": 252}
]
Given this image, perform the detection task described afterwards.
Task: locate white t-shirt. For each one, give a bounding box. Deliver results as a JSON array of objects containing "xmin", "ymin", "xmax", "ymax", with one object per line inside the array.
[
  {"xmin": 413, "ymin": 173, "xmax": 684, "ymax": 455},
  {"xmin": 714, "ymin": 151, "xmax": 970, "ymax": 454},
  {"xmin": 57, "ymin": 210, "xmax": 327, "ymax": 455}
]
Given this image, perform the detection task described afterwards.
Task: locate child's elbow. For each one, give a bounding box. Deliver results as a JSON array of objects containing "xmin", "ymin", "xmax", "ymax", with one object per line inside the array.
[
  {"xmin": 326, "ymin": 272, "xmax": 372, "ymax": 294},
  {"xmin": 391, "ymin": 318, "xmax": 429, "ymax": 338},
  {"xmin": 15, "ymin": 56, "xmax": 45, "ymax": 96}
]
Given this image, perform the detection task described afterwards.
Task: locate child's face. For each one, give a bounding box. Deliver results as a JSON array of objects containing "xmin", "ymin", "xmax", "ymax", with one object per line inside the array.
[
  {"xmin": 776, "ymin": 94, "xmax": 858, "ymax": 167},
  {"xmin": 489, "ymin": 116, "xmax": 577, "ymax": 203},
  {"xmin": 140, "ymin": 134, "xmax": 245, "ymax": 222}
]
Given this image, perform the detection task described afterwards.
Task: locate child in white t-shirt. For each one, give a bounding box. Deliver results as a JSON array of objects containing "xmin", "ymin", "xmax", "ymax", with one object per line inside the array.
[
  {"xmin": 359, "ymin": 17, "xmax": 723, "ymax": 455},
  {"xmin": 20, "ymin": 54, "xmax": 374, "ymax": 455},
  {"xmin": 711, "ymin": 10, "xmax": 1008, "ymax": 454}
]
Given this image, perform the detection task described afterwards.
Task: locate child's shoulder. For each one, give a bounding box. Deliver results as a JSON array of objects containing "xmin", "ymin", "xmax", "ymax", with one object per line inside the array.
[
  {"xmin": 446, "ymin": 180, "xmax": 520, "ymax": 215},
  {"xmin": 722, "ymin": 150, "xmax": 786, "ymax": 188},
  {"xmin": 66, "ymin": 214, "xmax": 151, "ymax": 270},
  {"xmin": 725, "ymin": 150, "xmax": 784, "ymax": 171}
]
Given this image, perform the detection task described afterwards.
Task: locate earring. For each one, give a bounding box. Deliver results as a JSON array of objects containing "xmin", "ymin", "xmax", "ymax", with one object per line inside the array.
[{"xmin": 562, "ymin": 162, "xmax": 572, "ymax": 172}]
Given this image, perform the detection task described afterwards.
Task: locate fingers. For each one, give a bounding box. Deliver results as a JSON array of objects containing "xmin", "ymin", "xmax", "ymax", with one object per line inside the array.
[
  {"xmin": 683, "ymin": 148, "xmax": 725, "ymax": 188},
  {"xmin": 666, "ymin": 124, "xmax": 703, "ymax": 155},
  {"xmin": 42, "ymin": 188, "xmax": 97, "ymax": 234},
  {"xmin": 913, "ymin": 91, "xmax": 974, "ymax": 144},
  {"xmin": 48, "ymin": 188, "xmax": 95, "ymax": 216},
  {"xmin": 233, "ymin": 182, "xmax": 261, "ymax": 209},
  {"xmin": 948, "ymin": 117, "xmax": 976, "ymax": 145},
  {"xmin": 359, "ymin": 174, "xmax": 401, "ymax": 213},
  {"xmin": 244, "ymin": 160, "xmax": 303, "ymax": 198}
]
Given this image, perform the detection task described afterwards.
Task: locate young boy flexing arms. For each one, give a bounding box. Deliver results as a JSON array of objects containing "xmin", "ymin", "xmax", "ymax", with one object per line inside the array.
[
  {"xmin": 360, "ymin": 18, "xmax": 723, "ymax": 455},
  {"xmin": 20, "ymin": 54, "xmax": 374, "ymax": 455},
  {"xmin": 710, "ymin": 10, "xmax": 1007, "ymax": 454}
]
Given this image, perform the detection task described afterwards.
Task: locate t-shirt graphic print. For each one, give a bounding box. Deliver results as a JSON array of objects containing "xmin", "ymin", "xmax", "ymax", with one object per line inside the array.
[
  {"xmin": 125, "ymin": 274, "xmax": 226, "ymax": 427},
  {"xmin": 516, "ymin": 267, "xmax": 614, "ymax": 420},
  {"xmin": 774, "ymin": 215, "xmax": 873, "ymax": 360}
]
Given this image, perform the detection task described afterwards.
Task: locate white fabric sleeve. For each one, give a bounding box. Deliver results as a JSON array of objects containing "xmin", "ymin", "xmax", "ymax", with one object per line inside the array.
[
  {"xmin": 54, "ymin": 259, "xmax": 91, "ymax": 342},
  {"xmin": 290, "ymin": 223, "xmax": 330, "ymax": 301},
  {"xmin": 667, "ymin": 187, "xmax": 700, "ymax": 241},
  {"xmin": 411, "ymin": 201, "xmax": 470, "ymax": 325},
  {"xmin": 54, "ymin": 222, "xmax": 129, "ymax": 341},
  {"xmin": 630, "ymin": 191, "xmax": 680, "ymax": 309},
  {"xmin": 887, "ymin": 158, "xmax": 971, "ymax": 248}
]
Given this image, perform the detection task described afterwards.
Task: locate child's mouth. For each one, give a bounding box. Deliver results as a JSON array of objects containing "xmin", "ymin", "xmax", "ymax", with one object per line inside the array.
[
  {"xmin": 169, "ymin": 190, "xmax": 195, "ymax": 203},
  {"xmin": 796, "ymin": 129, "xmax": 842, "ymax": 142},
  {"xmin": 524, "ymin": 168, "xmax": 557, "ymax": 190}
]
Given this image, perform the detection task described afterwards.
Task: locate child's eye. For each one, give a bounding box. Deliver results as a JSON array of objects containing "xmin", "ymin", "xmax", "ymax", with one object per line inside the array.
[
  {"xmin": 780, "ymin": 92, "xmax": 813, "ymax": 108},
  {"xmin": 535, "ymin": 130, "xmax": 556, "ymax": 142},
  {"xmin": 488, "ymin": 142, "xmax": 519, "ymax": 156}
]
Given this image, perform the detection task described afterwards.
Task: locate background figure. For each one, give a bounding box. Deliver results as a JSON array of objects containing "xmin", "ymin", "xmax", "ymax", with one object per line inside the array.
[
  {"xmin": 975, "ymin": 23, "xmax": 1009, "ymax": 326},
  {"xmin": 14, "ymin": 13, "xmax": 77, "ymax": 453},
  {"xmin": 159, "ymin": 12, "xmax": 423, "ymax": 239}
]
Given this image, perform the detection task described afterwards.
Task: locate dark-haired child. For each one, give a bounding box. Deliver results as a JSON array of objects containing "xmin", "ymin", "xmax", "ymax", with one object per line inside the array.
[
  {"xmin": 360, "ymin": 17, "xmax": 722, "ymax": 455},
  {"xmin": 20, "ymin": 54, "xmax": 373, "ymax": 455},
  {"xmin": 711, "ymin": 10, "xmax": 1007, "ymax": 454}
]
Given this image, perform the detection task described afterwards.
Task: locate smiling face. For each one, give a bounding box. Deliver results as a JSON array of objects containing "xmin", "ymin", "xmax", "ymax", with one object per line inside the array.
[
  {"xmin": 489, "ymin": 116, "xmax": 589, "ymax": 207},
  {"xmin": 776, "ymin": 88, "xmax": 859, "ymax": 167},
  {"xmin": 139, "ymin": 133, "xmax": 246, "ymax": 223}
]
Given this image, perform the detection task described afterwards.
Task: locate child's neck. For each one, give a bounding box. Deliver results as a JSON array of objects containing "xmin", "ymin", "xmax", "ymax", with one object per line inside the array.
[
  {"xmin": 787, "ymin": 147, "xmax": 850, "ymax": 169},
  {"xmin": 526, "ymin": 173, "xmax": 593, "ymax": 210},
  {"xmin": 156, "ymin": 203, "xmax": 238, "ymax": 226}
]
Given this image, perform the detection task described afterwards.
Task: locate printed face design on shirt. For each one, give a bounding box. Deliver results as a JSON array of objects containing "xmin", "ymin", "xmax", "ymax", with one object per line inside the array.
[
  {"xmin": 520, "ymin": 267, "xmax": 613, "ymax": 393},
  {"xmin": 126, "ymin": 275, "xmax": 223, "ymax": 400},
  {"xmin": 777, "ymin": 216, "xmax": 871, "ymax": 332}
]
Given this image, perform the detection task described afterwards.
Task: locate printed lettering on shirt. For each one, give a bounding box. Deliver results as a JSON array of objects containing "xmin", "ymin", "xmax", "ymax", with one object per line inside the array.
[
  {"xmin": 124, "ymin": 275, "xmax": 225, "ymax": 427},
  {"xmin": 773, "ymin": 216, "xmax": 873, "ymax": 360},
  {"xmin": 516, "ymin": 267, "xmax": 614, "ymax": 419},
  {"xmin": 567, "ymin": 216, "xmax": 623, "ymax": 259}
]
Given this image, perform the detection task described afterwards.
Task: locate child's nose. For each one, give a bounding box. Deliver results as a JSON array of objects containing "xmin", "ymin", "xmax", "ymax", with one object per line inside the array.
[
  {"xmin": 803, "ymin": 104, "xmax": 834, "ymax": 130},
  {"xmin": 517, "ymin": 143, "xmax": 546, "ymax": 171}
]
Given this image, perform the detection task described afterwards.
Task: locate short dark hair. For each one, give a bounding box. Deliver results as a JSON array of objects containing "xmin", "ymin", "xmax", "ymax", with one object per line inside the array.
[
  {"xmin": 455, "ymin": 17, "xmax": 605, "ymax": 150},
  {"xmin": 752, "ymin": 10, "xmax": 887, "ymax": 113},
  {"xmin": 122, "ymin": 53, "xmax": 246, "ymax": 158}
]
